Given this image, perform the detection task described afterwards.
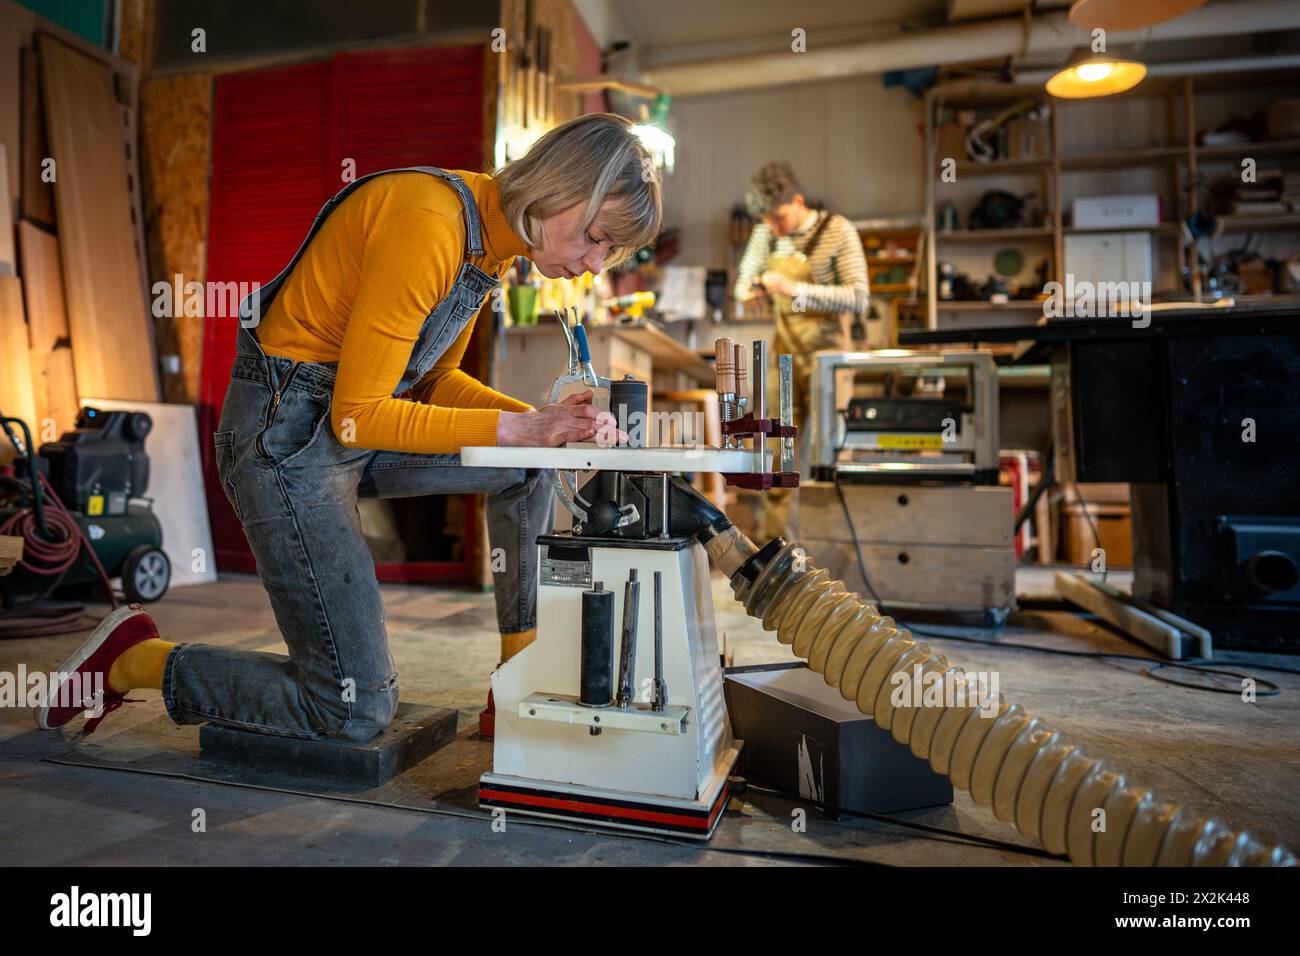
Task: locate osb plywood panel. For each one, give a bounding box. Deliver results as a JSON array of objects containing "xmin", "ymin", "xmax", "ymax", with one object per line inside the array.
[
  {"xmin": 140, "ymin": 72, "xmax": 211, "ymax": 404},
  {"xmin": 20, "ymin": 47, "xmax": 55, "ymax": 230},
  {"xmin": 38, "ymin": 33, "xmax": 158, "ymax": 402},
  {"xmin": 0, "ymin": 277, "xmax": 37, "ymax": 463},
  {"xmin": 16, "ymin": 221, "xmax": 67, "ymax": 350}
]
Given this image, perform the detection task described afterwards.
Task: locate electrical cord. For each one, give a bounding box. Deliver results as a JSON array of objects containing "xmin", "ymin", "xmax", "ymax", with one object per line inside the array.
[
  {"xmin": 0, "ymin": 415, "xmax": 118, "ymax": 637},
  {"xmin": 831, "ymin": 479, "xmax": 1282, "ymax": 697},
  {"xmin": 742, "ymin": 782, "xmax": 1055, "ymax": 861},
  {"xmin": 1070, "ymin": 481, "xmax": 1107, "ymax": 582},
  {"xmin": 1013, "ymin": 441, "xmax": 1053, "ymax": 537},
  {"xmin": 42, "ymin": 756, "xmax": 880, "ymax": 867}
]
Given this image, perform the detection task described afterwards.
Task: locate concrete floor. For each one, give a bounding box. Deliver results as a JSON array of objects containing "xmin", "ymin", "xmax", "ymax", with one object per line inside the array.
[{"xmin": 1, "ymin": 570, "xmax": 1297, "ymax": 866}]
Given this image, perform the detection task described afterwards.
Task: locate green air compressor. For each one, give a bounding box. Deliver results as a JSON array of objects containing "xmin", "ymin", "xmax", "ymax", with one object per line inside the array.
[{"xmin": 1, "ymin": 407, "xmax": 170, "ymax": 606}]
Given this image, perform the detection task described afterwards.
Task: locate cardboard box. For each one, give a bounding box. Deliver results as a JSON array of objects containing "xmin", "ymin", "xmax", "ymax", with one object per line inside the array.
[
  {"xmin": 724, "ymin": 662, "xmax": 953, "ymax": 816},
  {"xmin": 936, "ymin": 121, "xmax": 969, "ymax": 163},
  {"xmin": 1072, "ymin": 194, "xmax": 1161, "ymax": 229},
  {"xmin": 1005, "ymin": 115, "xmax": 1049, "ymax": 160}
]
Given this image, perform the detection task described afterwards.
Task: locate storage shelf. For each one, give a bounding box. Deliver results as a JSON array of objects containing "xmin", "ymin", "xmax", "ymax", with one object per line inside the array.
[
  {"xmin": 1064, "ymin": 222, "xmax": 1182, "ymax": 235},
  {"xmin": 936, "ymin": 300, "xmax": 1046, "ymax": 310},
  {"xmin": 1216, "ymin": 214, "xmax": 1300, "ymax": 232},
  {"xmin": 951, "ymin": 156, "xmax": 1052, "ymax": 176},
  {"xmin": 936, "ymin": 227, "xmax": 1054, "ymax": 242},
  {"xmin": 1197, "ymin": 139, "xmax": 1300, "ymax": 161},
  {"xmin": 1059, "ymin": 146, "xmax": 1186, "ymax": 170}
]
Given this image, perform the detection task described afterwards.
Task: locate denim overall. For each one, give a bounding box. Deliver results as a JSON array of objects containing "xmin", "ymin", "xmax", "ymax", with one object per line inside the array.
[{"xmin": 162, "ymin": 168, "xmax": 554, "ymax": 741}]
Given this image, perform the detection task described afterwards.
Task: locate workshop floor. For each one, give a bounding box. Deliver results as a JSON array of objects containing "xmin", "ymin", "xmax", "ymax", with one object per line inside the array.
[{"xmin": 2, "ymin": 571, "xmax": 1297, "ymax": 867}]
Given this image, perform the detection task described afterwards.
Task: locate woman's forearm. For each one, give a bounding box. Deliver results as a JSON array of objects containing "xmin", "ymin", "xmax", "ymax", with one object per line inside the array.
[
  {"xmin": 410, "ymin": 367, "xmax": 532, "ymax": 414},
  {"xmin": 331, "ymin": 396, "xmax": 502, "ymax": 453}
]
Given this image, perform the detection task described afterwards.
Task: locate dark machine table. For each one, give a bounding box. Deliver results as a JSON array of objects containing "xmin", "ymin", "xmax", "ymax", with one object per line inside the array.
[{"xmin": 901, "ymin": 304, "xmax": 1299, "ymax": 652}]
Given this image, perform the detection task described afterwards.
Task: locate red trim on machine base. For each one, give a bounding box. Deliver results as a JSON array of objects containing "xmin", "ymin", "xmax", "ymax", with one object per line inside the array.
[{"xmin": 479, "ymin": 780, "xmax": 731, "ymax": 839}]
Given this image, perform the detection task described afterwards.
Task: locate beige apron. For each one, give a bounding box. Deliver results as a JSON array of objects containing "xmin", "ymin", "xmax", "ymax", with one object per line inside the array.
[{"xmin": 762, "ymin": 212, "xmax": 845, "ymax": 542}]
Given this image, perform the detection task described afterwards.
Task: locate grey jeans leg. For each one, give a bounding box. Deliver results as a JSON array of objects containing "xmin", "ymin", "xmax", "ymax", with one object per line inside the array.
[
  {"xmin": 358, "ymin": 452, "xmax": 555, "ymax": 634},
  {"xmin": 167, "ymin": 427, "xmax": 552, "ymax": 741}
]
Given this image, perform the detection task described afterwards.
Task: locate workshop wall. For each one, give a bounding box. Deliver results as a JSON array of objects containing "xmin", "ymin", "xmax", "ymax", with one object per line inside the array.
[{"xmin": 663, "ymin": 73, "xmax": 926, "ymax": 268}]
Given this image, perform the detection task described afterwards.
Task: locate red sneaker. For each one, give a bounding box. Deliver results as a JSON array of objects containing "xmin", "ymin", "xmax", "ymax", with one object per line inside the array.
[{"xmin": 34, "ymin": 603, "xmax": 158, "ymax": 733}]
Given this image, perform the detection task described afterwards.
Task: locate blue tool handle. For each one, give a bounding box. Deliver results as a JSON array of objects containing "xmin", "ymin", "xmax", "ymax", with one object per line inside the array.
[{"xmin": 574, "ymin": 324, "xmax": 591, "ymax": 363}]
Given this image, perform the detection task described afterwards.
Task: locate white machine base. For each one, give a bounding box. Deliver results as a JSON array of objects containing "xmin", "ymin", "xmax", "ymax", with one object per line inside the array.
[{"xmin": 480, "ymin": 743, "xmax": 741, "ymax": 840}]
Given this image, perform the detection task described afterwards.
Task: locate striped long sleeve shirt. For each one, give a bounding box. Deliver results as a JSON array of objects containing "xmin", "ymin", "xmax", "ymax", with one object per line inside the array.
[{"xmin": 733, "ymin": 211, "xmax": 870, "ymax": 315}]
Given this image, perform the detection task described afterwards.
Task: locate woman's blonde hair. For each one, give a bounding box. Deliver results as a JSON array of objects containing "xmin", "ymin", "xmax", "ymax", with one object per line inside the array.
[{"xmin": 497, "ymin": 113, "xmax": 663, "ymax": 268}]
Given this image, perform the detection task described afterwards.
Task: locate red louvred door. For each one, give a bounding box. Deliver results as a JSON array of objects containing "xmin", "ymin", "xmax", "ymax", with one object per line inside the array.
[{"xmin": 200, "ymin": 45, "xmax": 487, "ymax": 580}]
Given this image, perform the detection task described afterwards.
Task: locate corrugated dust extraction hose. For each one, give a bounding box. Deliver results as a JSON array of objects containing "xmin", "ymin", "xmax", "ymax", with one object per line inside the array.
[{"xmin": 703, "ymin": 528, "xmax": 1294, "ymax": 867}]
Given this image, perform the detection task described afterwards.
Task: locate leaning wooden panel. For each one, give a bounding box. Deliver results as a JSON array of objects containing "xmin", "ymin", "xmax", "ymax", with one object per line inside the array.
[
  {"xmin": 17, "ymin": 221, "xmax": 69, "ymax": 350},
  {"xmin": 0, "ymin": 277, "xmax": 38, "ymax": 463},
  {"xmin": 37, "ymin": 33, "xmax": 159, "ymax": 402}
]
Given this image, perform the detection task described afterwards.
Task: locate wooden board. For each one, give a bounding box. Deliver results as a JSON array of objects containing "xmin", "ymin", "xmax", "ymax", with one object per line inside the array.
[
  {"xmin": 0, "ymin": 277, "xmax": 38, "ymax": 463},
  {"xmin": 29, "ymin": 346, "xmax": 78, "ymax": 443},
  {"xmin": 804, "ymin": 536, "xmax": 1016, "ymax": 611},
  {"xmin": 16, "ymin": 221, "xmax": 68, "ymax": 349},
  {"xmin": 0, "ymin": 535, "xmax": 24, "ymax": 576},
  {"xmin": 38, "ymin": 33, "xmax": 159, "ymax": 403},
  {"xmin": 0, "ymin": 144, "xmax": 14, "ymax": 277},
  {"xmin": 79, "ymin": 398, "xmax": 216, "ymax": 588},
  {"xmin": 461, "ymin": 442, "xmax": 770, "ymax": 474},
  {"xmin": 20, "ymin": 47, "xmax": 56, "ymax": 230},
  {"xmin": 800, "ymin": 481, "xmax": 1013, "ymax": 548}
]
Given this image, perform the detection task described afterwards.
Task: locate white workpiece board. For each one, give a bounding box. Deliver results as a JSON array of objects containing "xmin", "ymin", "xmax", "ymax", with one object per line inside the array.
[
  {"xmin": 80, "ymin": 399, "xmax": 217, "ymax": 587},
  {"xmin": 461, "ymin": 442, "xmax": 771, "ymax": 473}
]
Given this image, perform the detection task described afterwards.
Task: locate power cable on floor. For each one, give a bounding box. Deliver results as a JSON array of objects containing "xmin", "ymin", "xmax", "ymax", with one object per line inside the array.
[
  {"xmin": 741, "ymin": 782, "xmax": 1055, "ymax": 861},
  {"xmin": 39, "ymin": 756, "xmax": 880, "ymax": 867},
  {"xmin": 832, "ymin": 480, "xmax": 1282, "ymax": 697}
]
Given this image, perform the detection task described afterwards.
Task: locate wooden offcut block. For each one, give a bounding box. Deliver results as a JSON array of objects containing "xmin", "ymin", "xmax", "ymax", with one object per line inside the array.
[
  {"xmin": 800, "ymin": 481, "xmax": 1015, "ymax": 612},
  {"xmin": 17, "ymin": 221, "xmax": 68, "ymax": 350},
  {"xmin": 198, "ymin": 703, "xmax": 458, "ymax": 788}
]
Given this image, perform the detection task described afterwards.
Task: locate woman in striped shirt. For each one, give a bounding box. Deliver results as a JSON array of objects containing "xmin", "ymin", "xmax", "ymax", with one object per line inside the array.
[{"xmin": 734, "ymin": 162, "xmax": 870, "ymax": 540}]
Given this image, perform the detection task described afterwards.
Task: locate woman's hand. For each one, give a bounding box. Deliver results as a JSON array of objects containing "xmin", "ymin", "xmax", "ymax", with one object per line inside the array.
[
  {"xmin": 759, "ymin": 270, "xmax": 796, "ymax": 297},
  {"xmin": 496, "ymin": 389, "xmax": 626, "ymax": 447}
]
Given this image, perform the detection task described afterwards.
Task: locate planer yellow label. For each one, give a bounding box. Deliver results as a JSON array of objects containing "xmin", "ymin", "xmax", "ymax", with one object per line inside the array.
[
  {"xmin": 86, "ymin": 495, "xmax": 104, "ymax": 516},
  {"xmin": 876, "ymin": 433, "xmax": 944, "ymax": 450}
]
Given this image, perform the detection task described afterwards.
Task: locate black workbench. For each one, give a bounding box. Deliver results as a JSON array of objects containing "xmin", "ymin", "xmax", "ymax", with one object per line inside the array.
[{"xmin": 901, "ymin": 305, "xmax": 1300, "ymax": 652}]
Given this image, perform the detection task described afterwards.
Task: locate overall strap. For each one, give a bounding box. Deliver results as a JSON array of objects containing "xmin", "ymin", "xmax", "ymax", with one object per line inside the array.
[
  {"xmin": 802, "ymin": 210, "xmax": 834, "ymax": 259},
  {"xmin": 238, "ymin": 166, "xmax": 485, "ymax": 329},
  {"xmin": 766, "ymin": 211, "xmax": 832, "ymax": 258}
]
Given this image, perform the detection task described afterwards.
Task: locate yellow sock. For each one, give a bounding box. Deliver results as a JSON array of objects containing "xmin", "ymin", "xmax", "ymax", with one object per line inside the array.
[
  {"xmin": 500, "ymin": 628, "xmax": 536, "ymax": 664},
  {"xmin": 108, "ymin": 639, "xmax": 176, "ymax": 691}
]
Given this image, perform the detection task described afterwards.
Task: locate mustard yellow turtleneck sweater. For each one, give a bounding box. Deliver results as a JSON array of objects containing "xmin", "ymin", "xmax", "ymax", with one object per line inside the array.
[{"xmin": 256, "ymin": 170, "xmax": 533, "ymax": 454}]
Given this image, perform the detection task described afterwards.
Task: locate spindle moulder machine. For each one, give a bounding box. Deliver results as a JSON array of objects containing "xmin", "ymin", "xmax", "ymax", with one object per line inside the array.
[
  {"xmin": 460, "ymin": 314, "xmax": 1293, "ymax": 865},
  {"xmin": 469, "ymin": 315, "xmax": 796, "ymax": 838}
]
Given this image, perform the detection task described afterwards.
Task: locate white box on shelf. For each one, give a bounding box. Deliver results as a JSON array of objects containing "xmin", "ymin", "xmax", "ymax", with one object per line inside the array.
[
  {"xmin": 1064, "ymin": 232, "xmax": 1153, "ymax": 288},
  {"xmin": 1072, "ymin": 194, "xmax": 1161, "ymax": 229}
]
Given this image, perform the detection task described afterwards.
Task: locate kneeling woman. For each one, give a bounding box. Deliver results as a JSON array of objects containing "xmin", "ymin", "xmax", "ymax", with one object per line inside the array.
[{"xmin": 38, "ymin": 114, "xmax": 662, "ymax": 741}]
